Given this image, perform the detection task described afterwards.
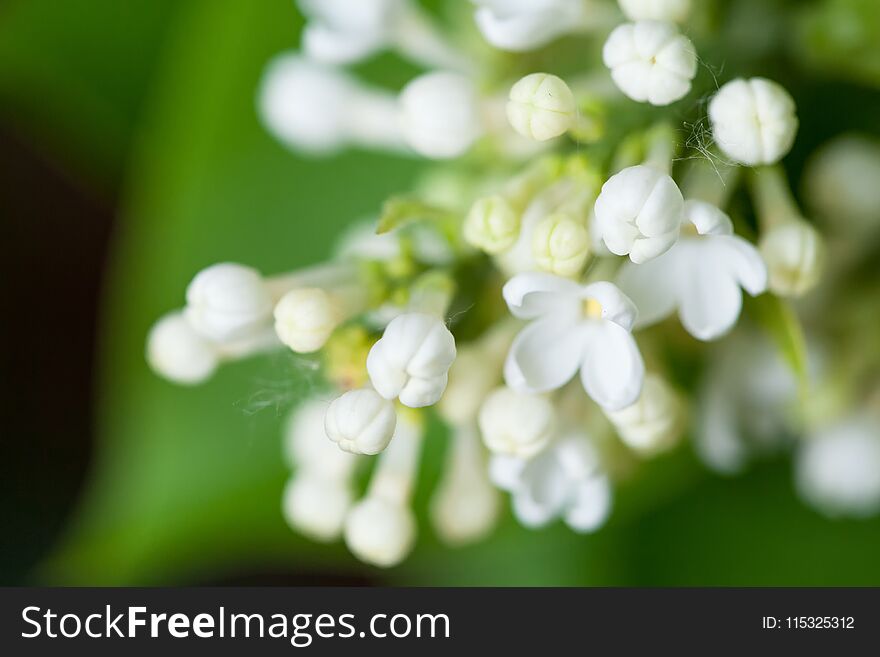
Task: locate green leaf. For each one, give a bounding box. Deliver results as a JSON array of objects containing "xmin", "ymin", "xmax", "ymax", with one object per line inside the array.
[{"xmin": 376, "ymin": 196, "xmax": 451, "ymax": 234}]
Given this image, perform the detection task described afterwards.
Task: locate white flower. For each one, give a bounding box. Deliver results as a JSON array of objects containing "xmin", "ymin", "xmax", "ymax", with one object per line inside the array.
[
  {"xmin": 617, "ymin": 0, "xmax": 691, "ymax": 22},
  {"xmin": 478, "ymin": 386, "xmax": 557, "ymax": 457},
  {"xmin": 273, "ymin": 288, "xmax": 341, "ymax": 353},
  {"xmin": 284, "ymin": 399, "xmax": 358, "ymax": 478},
  {"xmin": 399, "ymin": 72, "xmax": 483, "ymax": 159},
  {"xmin": 759, "ymin": 219, "xmax": 825, "ymax": 298},
  {"xmin": 709, "ymin": 78, "xmax": 798, "ymax": 166},
  {"xmin": 602, "ymin": 21, "xmax": 697, "ymax": 106},
  {"xmin": 464, "ymin": 195, "xmax": 521, "ymax": 254},
  {"xmin": 367, "ymin": 313, "xmax": 457, "ymax": 408},
  {"xmin": 146, "ymin": 313, "xmax": 219, "ymax": 385},
  {"xmin": 503, "ymin": 273, "xmax": 645, "ymax": 410},
  {"xmin": 282, "ymin": 474, "xmax": 353, "ymax": 542},
  {"xmin": 490, "ymin": 432, "xmax": 612, "ymax": 532},
  {"xmin": 616, "ymin": 200, "xmax": 767, "ymax": 340},
  {"xmin": 185, "ymin": 263, "xmax": 273, "ymax": 342},
  {"xmin": 532, "ymin": 212, "xmax": 590, "ymax": 277},
  {"xmin": 324, "ymin": 388, "xmax": 397, "ymax": 455},
  {"xmin": 472, "ymin": 0, "xmax": 591, "ymax": 52},
  {"xmin": 593, "ymin": 164, "xmax": 684, "ymax": 264},
  {"xmin": 506, "ymin": 73, "xmax": 576, "ymax": 141},
  {"xmin": 605, "ymin": 373, "xmax": 684, "ymax": 454},
  {"xmin": 796, "ymin": 415, "xmax": 880, "ymax": 518},
  {"xmin": 298, "ymin": 0, "xmax": 397, "ymax": 65}
]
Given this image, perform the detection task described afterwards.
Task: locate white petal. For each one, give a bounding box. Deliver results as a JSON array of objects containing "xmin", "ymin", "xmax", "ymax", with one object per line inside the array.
[
  {"xmin": 502, "ymin": 272, "xmax": 581, "ymax": 319},
  {"xmin": 677, "ymin": 240, "xmax": 744, "ymax": 340},
  {"xmin": 504, "ymin": 316, "xmax": 585, "ymax": 393},
  {"xmin": 713, "ymin": 234, "xmax": 768, "ymax": 296},
  {"xmin": 565, "ymin": 475, "xmax": 612, "ymax": 533},
  {"xmin": 474, "ymin": 4, "xmax": 579, "ymax": 52},
  {"xmin": 488, "ymin": 454, "xmax": 526, "ymax": 492},
  {"xmin": 684, "ymin": 199, "xmax": 733, "ymax": 236},
  {"xmin": 616, "ymin": 246, "xmax": 681, "ymax": 328},
  {"xmin": 580, "ymin": 321, "xmax": 644, "ymax": 411},
  {"xmin": 579, "ymin": 281, "xmax": 639, "ymax": 330}
]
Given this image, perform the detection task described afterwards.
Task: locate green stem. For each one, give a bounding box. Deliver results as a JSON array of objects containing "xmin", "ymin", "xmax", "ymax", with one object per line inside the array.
[{"xmin": 748, "ymin": 165, "xmax": 801, "ymax": 230}]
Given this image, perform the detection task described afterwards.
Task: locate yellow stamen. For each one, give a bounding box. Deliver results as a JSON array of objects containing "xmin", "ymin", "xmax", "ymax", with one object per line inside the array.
[{"xmin": 583, "ymin": 298, "xmax": 603, "ymax": 318}]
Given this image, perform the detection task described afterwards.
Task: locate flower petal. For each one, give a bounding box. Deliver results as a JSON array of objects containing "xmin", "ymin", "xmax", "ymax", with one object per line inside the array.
[
  {"xmin": 565, "ymin": 475, "xmax": 612, "ymax": 533},
  {"xmin": 684, "ymin": 199, "xmax": 733, "ymax": 236},
  {"xmin": 502, "ymin": 272, "xmax": 581, "ymax": 319},
  {"xmin": 677, "ymin": 239, "xmax": 744, "ymax": 340},
  {"xmin": 504, "ymin": 316, "xmax": 584, "ymax": 393},
  {"xmin": 713, "ymin": 234, "xmax": 768, "ymax": 296},
  {"xmin": 579, "ymin": 281, "xmax": 639, "ymax": 330},
  {"xmin": 580, "ymin": 321, "xmax": 644, "ymax": 411},
  {"xmin": 616, "ymin": 247, "xmax": 681, "ymax": 328}
]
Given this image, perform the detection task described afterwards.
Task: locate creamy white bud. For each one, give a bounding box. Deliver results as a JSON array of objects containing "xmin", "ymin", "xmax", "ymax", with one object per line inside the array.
[
  {"xmin": 367, "ymin": 313, "xmax": 457, "ymax": 408},
  {"xmin": 399, "ymin": 72, "xmax": 483, "ymax": 159},
  {"xmin": 344, "ymin": 496, "xmax": 416, "ymax": 567},
  {"xmin": 506, "ymin": 73, "xmax": 575, "ymax": 141},
  {"xmin": 464, "ymin": 195, "xmax": 521, "ymax": 254},
  {"xmin": 298, "ymin": 0, "xmax": 394, "ymax": 64},
  {"xmin": 606, "ymin": 374, "xmax": 684, "ymax": 455},
  {"xmin": 593, "ymin": 164, "xmax": 683, "ymax": 263},
  {"xmin": 284, "ymin": 399, "xmax": 358, "ymax": 478},
  {"xmin": 479, "ymin": 386, "xmax": 556, "ymax": 458},
  {"xmin": 618, "ymin": 0, "xmax": 691, "ymax": 22},
  {"xmin": 282, "ymin": 473, "xmax": 353, "ymax": 542},
  {"xmin": 602, "ymin": 21, "xmax": 697, "ymax": 106},
  {"xmin": 273, "ymin": 288, "xmax": 341, "ymax": 353},
  {"xmin": 184, "ymin": 263, "xmax": 272, "ymax": 342},
  {"xmin": 146, "ymin": 313, "xmax": 219, "ymax": 385},
  {"xmin": 532, "ymin": 212, "xmax": 590, "ymax": 277},
  {"xmin": 759, "ymin": 220, "xmax": 825, "ymax": 297},
  {"xmin": 709, "ymin": 78, "xmax": 798, "ymax": 166},
  {"xmin": 324, "ymin": 388, "xmax": 398, "ymax": 455}
]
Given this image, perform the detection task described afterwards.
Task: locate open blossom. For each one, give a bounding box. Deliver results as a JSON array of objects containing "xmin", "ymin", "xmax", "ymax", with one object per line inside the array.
[
  {"xmin": 603, "ymin": 21, "xmax": 697, "ymax": 106},
  {"xmin": 593, "ymin": 165, "xmax": 684, "ymax": 264},
  {"xmin": 324, "ymin": 388, "xmax": 397, "ymax": 455},
  {"xmin": 490, "ymin": 432, "xmax": 612, "ymax": 532},
  {"xmin": 506, "ymin": 73, "xmax": 576, "ymax": 141},
  {"xmin": 616, "ymin": 200, "xmax": 767, "ymax": 340},
  {"xmin": 471, "ymin": 0, "xmax": 592, "ymax": 52},
  {"xmin": 478, "ymin": 386, "xmax": 557, "ymax": 457},
  {"xmin": 503, "ymin": 273, "xmax": 645, "ymax": 411}
]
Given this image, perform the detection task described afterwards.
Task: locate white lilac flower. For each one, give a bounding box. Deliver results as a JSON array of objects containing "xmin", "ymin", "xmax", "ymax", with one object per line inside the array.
[
  {"xmin": 617, "ymin": 0, "xmax": 691, "ymax": 22},
  {"xmin": 147, "ymin": 313, "xmax": 219, "ymax": 385},
  {"xmin": 531, "ymin": 212, "xmax": 591, "ymax": 277},
  {"xmin": 399, "ymin": 71, "xmax": 484, "ymax": 159},
  {"xmin": 284, "ymin": 398, "xmax": 358, "ymax": 478},
  {"xmin": 602, "ymin": 21, "xmax": 697, "ymax": 106},
  {"xmin": 503, "ymin": 273, "xmax": 645, "ymax": 411},
  {"xmin": 616, "ymin": 200, "xmax": 767, "ymax": 340},
  {"xmin": 344, "ymin": 410, "xmax": 422, "ymax": 566},
  {"xmin": 478, "ymin": 385, "xmax": 557, "ymax": 457},
  {"xmin": 430, "ymin": 424, "xmax": 500, "ymax": 545},
  {"xmin": 324, "ymin": 388, "xmax": 398, "ymax": 455},
  {"xmin": 367, "ymin": 312, "xmax": 457, "ymax": 408},
  {"xmin": 506, "ymin": 73, "xmax": 576, "ymax": 141},
  {"xmin": 605, "ymin": 373, "xmax": 684, "ymax": 455},
  {"xmin": 490, "ymin": 432, "xmax": 612, "ymax": 532},
  {"xmin": 184, "ymin": 263, "xmax": 274, "ymax": 342},
  {"xmin": 796, "ymin": 414, "xmax": 880, "ymax": 518},
  {"xmin": 709, "ymin": 78, "xmax": 798, "ymax": 166},
  {"xmin": 593, "ymin": 164, "xmax": 684, "ymax": 264},
  {"xmin": 471, "ymin": 0, "xmax": 594, "ymax": 52}
]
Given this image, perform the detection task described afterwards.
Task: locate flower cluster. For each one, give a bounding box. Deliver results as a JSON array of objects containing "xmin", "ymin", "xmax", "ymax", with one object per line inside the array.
[{"xmin": 147, "ymin": 0, "xmax": 880, "ymax": 567}]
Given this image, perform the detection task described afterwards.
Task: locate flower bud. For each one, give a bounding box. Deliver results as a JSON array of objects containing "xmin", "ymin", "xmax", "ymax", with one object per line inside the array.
[
  {"xmin": 464, "ymin": 195, "xmax": 521, "ymax": 254},
  {"xmin": 709, "ymin": 78, "xmax": 798, "ymax": 166},
  {"xmin": 618, "ymin": 0, "xmax": 691, "ymax": 22},
  {"xmin": 479, "ymin": 386, "xmax": 556, "ymax": 458},
  {"xmin": 282, "ymin": 474, "xmax": 353, "ymax": 542},
  {"xmin": 532, "ymin": 212, "xmax": 590, "ymax": 277},
  {"xmin": 324, "ymin": 388, "xmax": 397, "ymax": 455},
  {"xmin": 146, "ymin": 313, "xmax": 219, "ymax": 385},
  {"xmin": 399, "ymin": 72, "xmax": 483, "ymax": 159},
  {"xmin": 759, "ymin": 220, "xmax": 825, "ymax": 297},
  {"xmin": 273, "ymin": 288, "xmax": 341, "ymax": 353},
  {"xmin": 298, "ymin": 0, "xmax": 395, "ymax": 64},
  {"xmin": 184, "ymin": 263, "xmax": 272, "ymax": 342},
  {"xmin": 284, "ymin": 398, "xmax": 358, "ymax": 478},
  {"xmin": 593, "ymin": 164, "xmax": 683, "ymax": 263},
  {"xmin": 506, "ymin": 73, "xmax": 575, "ymax": 141},
  {"xmin": 344, "ymin": 496, "xmax": 416, "ymax": 567},
  {"xmin": 605, "ymin": 374, "xmax": 684, "ymax": 455},
  {"xmin": 603, "ymin": 21, "xmax": 697, "ymax": 106},
  {"xmin": 367, "ymin": 313, "xmax": 456, "ymax": 408}
]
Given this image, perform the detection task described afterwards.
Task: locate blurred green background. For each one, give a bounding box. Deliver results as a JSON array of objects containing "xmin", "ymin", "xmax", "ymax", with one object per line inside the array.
[{"xmin": 2, "ymin": 0, "xmax": 879, "ymax": 586}]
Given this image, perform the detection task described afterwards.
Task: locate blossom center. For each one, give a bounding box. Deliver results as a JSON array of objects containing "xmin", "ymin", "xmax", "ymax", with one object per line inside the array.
[{"xmin": 582, "ymin": 298, "xmax": 603, "ymax": 319}]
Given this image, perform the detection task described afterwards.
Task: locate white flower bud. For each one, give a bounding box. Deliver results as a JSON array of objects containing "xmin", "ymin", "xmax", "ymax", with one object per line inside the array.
[
  {"xmin": 399, "ymin": 72, "xmax": 483, "ymax": 159},
  {"xmin": 618, "ymin": 0, "xmax": 691, "ymax": 22},
  {"xmin": 479, "ymin": 386, "xmax": 556, "ymax": 458},
  {"xmin": 273, "ymin": 288, "xmax": 341, "ymax": 354},
  {"xmin": 464, "ymin": 195, "xmax": 521, "ymax": 254},
  {"xmin": 709, "ymin": 78, "xmax": 798, "ymax": 166},
  {"xmin": 602, "ymin": 21, "xmax": 697, "ymax": 106},
  {"xmin": 344, "ymin": 496, "xmax": 416, "ymax": 567},
  {"xmin": 367, "ymin": 313, "xmax": 456, "ymax": 408},
  {"xmin": 184, "ymin": 263, "xmax": 272, "ymax": 342},
  {"xmin": 506, "ymin": 73, "xmax": 576, "ymax": 141},
  {"xmin": 593, "ymin": 164, "xmax": 683, "ymax": 263},
  {"xmin": 606, "ymin": 374, "xmax": 684, "ymax": 455},
  {"xmin": 298, "ymin": 0, "xmax": 395, "ymax": 64},
  {"xmin": 759, "ymin": 220, "xmax": 825, "ymax": 297},
  {"xmin": 146, "ymin": 313, "xmax": 219, "ymax": 385},
  {"xmin": 284, "ymin": 399, "xmax": 358, "ymax": 478},
  {"xmin": 324, "ymin": 388, "xmax": 397, "ymax": 455},
  {"xmin": 532, "ymin": 212, "xmax": 590, "ymax": 277},
  {"xmin": 282, "ymin": 474, "xmax": 353, "ymax": 542}
]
